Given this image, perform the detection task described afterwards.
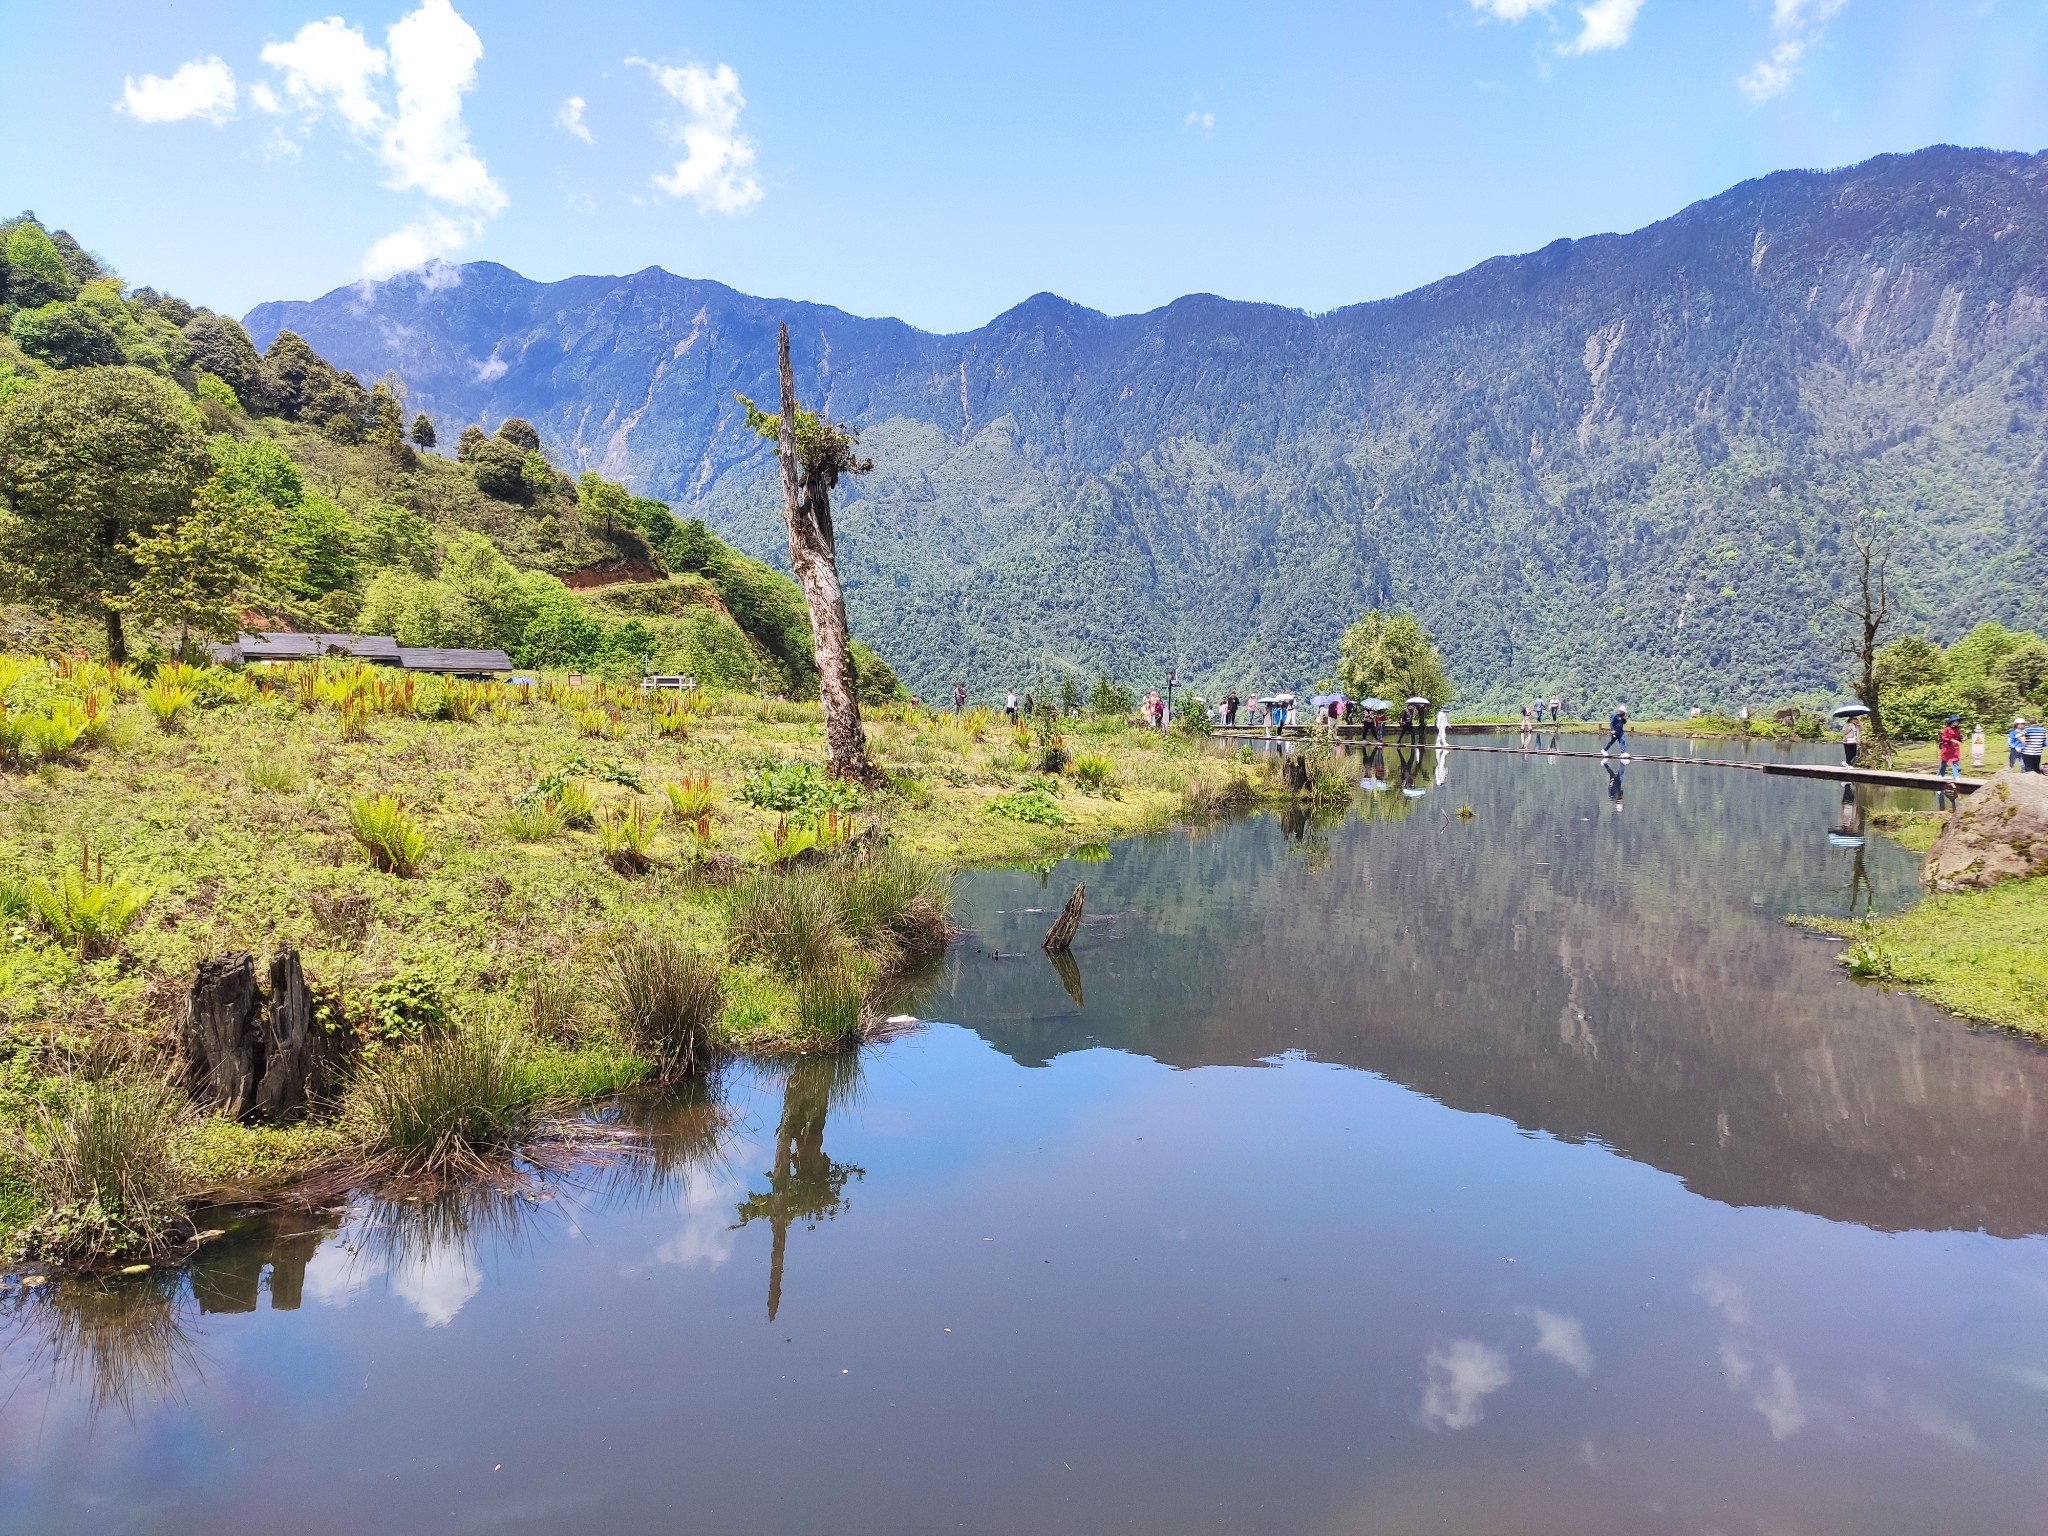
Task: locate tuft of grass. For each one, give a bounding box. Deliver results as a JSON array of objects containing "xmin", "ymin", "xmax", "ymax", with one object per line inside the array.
[
  {"xmin": 725, "ymin": 868, "xmax": 848, "ymax": 975},
  {"xmin": 8, "ymin": 1076, "xmax": 189, "ymax": 1261},
  {"xmin": 349, "ymin": 793, "xmax": 428, "ymax": 877},
  {"xmin": 345, "ymin": 1019, "xmax": 543, "ymax": 1174},
  {"xmin": 836, "ymin": 848, "xmax": 951, "ymax": 964},
  {"xmin": 600, "ymin": 935, "xmax": 725, "ymax": 1079},
  {"xmin": 504, "ymin": 798, "xmax": 564, "ymax": 843},
  {"xmin": 246, "ymin": 749, "xmax": 304, "ymax": 793},
  {"xmin": 597, "ymin": 800, "xmax": 662, "ymax": 875},
  {"xmin": 549, "ymin": 779, "xmax": 595, "ymax": 828},
  {"xmin": 795, "ymin": 964, "xmax": 867, "ymax": 1048}
]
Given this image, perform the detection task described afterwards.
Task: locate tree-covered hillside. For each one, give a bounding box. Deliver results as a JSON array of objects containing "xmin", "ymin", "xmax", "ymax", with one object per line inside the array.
[
  {"xmin": 248, "ymin": 145, "xmax": 2048, "ymax": 710},
  {"xmin": 0, "ymin": 214, "xmax": 899, "ymax": 697}
]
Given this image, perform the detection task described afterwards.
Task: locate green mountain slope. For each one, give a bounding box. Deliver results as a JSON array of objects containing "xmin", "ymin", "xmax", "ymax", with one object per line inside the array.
[
  {"xmin": 0, "ymin": 213, "xmax": 897, "ymax": 696},
  {"xmin": 248, "ymin": 145, "xmax": 2048, "ymax": 710}
]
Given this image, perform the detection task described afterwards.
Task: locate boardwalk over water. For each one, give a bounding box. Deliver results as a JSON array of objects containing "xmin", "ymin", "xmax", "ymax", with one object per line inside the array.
[{"xmin": 1212, "ymin": 727, "xmax": 1983, "ymax": 794}]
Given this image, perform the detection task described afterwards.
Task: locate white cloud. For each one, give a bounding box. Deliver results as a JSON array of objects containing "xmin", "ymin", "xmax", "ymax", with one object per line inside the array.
[
  {"xmin": 557, "ymin": 94, "xmax": 593, "ymax": 144},
  {"xmin": 1470, "ymin": 0, "xmax": 1555, "ymax": 17},
  {"xmin": 1523, "ymin": 1307, "xmax": 1595, "ymax": 1376},
  {"xmin": 261, "ymin": 16, "xmax": 388, "ymax": 134},
  {"xmin": 1419, "ymin": 1339, "xmax": 1512, "ymax": 1430},
  {"xmin": 259, "ymin": 1, "xmax": 504, "ymax": 276},
  {"xmin": 632, "ymin": 58, "xmax": 762, "ymax": 215},
  {"xmin": 249, "ymin": 80, "xmax": 281, "ymax": 114},
  {"xmin": 121, "ymin": 57, "xmax": 238, "ymax": 124},
  {"xmin": 1694, "ymin": 1270, "xmax": 1750, "ymax": 1326},
  {"xmin": 1184, "ymin": 110, "xmax": 1215, "ymax": 130},
  {"xmin": 1739, "ymin": 0, "xmax": 1848, "ymax": 101},
  {"xmin": 1561, "ymin": 0, "xmax": 1645, "ymax": 54}
]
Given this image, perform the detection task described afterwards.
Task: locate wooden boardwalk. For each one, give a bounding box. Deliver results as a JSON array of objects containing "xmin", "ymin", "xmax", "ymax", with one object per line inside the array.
[{"xmin": 1211, "ymin": 728, "xmax": 1982, "ymax": 793}]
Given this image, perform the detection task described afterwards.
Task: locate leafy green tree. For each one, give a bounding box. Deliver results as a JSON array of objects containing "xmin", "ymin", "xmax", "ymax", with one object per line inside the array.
[
  {"xmin": 123, "ymin": 480, "xmax": 275, "ymax": 652},
  {"xmin": 495, "ymin": 418, "xmax": 541, "ymax": 452},
  {"xmin": 1944, "ymin": 620, "xmax": 2032, "ymax": 684},
  {"xmin": 1994, "ymin": 638, "xmax": 2048, "ymax": 705},
  {"xmin": 1872, "ymin": 634, "xmax": 1946, "ymax": 693},
  {"xmin": 260, "ymin": 330, "xmax": 368, "ymax": 427},
  {"xmin": 1090, "ymin": 672, "xmax": 1135, "ymax": 716},
  {"xmin": 275, "ymin": 494, "xmax": 361, "ymax": 598},
  {"xmin": 409, "ymin": 412, "xmax": 436, "ymax": 449},
  {"xmin": 11, "ymin": 297, "xmax": 123, "ymax": 367},
  {"xmin": 1, "ymin": 222, "xmax": 78, "ymax": 308},
  {"xmin": 0, "ymin": 366, "xmax": 211, "ymax": 660},
  {"xmin": 181, "ymin": 311, "xmax": 267, "ymax": 407},
  {"xmin": 1335, "ymin": 609, "xmax": 1453, "ymax": 705},
  {"xmin": 358, "ymin": 502, "xmax": 436, "ymax": 572},
  {"xmin": 578, "ymin": 470, "xmax": 632, "ymax": 532},
  {"xmin": 192, "ymin": 372, "xmax": 241, "ymax": 415}
]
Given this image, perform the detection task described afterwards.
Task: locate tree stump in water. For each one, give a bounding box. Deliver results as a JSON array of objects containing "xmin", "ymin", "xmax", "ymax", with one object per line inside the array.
[
  {"xmin": 1283, "ymin": 755, "xmax": 1311, "ymax": 794},
  {"xmin": 184, "ymin": 952, "xmax": 260, "ymax": 1117},
  {"xmin": 1042, "ymin": 882, "xmax": 1086, "ymax": 953}
]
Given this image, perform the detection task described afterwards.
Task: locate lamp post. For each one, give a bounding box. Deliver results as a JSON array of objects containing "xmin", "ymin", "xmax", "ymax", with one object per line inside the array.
[{"xmin": 1165, "ymin": 667, "xmax": 1176, "ymax": 731}]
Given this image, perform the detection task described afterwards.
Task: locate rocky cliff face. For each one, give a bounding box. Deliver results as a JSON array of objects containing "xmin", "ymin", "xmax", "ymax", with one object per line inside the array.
[{"xmin": 247, "ymin": 145, "xmax": 2048, "ymax": 706}]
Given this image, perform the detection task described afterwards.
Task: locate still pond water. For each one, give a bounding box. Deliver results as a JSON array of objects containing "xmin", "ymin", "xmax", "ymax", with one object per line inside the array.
[{"xmin": 6, "ymin": 737, "xmax": 2048, "ymax": 1535}]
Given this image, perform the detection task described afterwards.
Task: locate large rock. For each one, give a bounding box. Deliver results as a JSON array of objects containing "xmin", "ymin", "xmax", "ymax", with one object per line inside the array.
[{"xmin": 1924, "ymin": 770, "xmax": 2048, "ymax": 891}]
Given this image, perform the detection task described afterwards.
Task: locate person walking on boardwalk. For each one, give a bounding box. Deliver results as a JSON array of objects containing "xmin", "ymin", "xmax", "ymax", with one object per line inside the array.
[
  {"xmin": 1548, "ymin": 695, "xmax": 1561, "ymax": 724},
  {"xmin": 1224, "ymin": 691, "xmax": 1241, "ymax": 728},
  {"xmin": 2010, "ymin": 717, "xmax": 2026, "ymax": 769},
  {"xmin": 1435, "ymin": 707, "xmax": 1450, "ymax": 748},
  {"xmin": 1601, "ymin": 704, "xmax": 1629, "ymax": 758},
  {"xmin": 1938, "ymin": 715, "xmax": 1963, "ymax": 780},
  {"xmin": 2023, "ymin": 717, "xmax": 2047, "ymax": 773},
  {"xmin": 1841, "ymin": 711, "xmax": 1862, "ymax": 766}
]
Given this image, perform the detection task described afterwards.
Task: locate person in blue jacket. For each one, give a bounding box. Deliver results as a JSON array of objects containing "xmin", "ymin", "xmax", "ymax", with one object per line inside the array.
[{"xmin": 1601, "ymin": 704, "xmax": 1629, "ymax": 758}]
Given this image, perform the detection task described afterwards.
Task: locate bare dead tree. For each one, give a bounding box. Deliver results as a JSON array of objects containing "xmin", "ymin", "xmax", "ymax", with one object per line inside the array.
[
  {"xmin": 737, "ymin": 324, "xmax": 878, "ymax": 782},
  {"xmin": 1834, "ymin": 520, "xmax": 1893, "ymax": 744}
]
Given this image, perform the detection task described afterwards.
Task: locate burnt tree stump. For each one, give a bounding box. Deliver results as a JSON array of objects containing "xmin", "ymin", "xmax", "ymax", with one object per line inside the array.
[
  {"xmin": 184, "ymin": 952, "xmax": 261, "ymax": 1117},
  {"xmin": 1042, "ymin": 882, "xmax": 1086, "ymax": 953},
  {"xmin": 253, "ymin": 946, "xmax": 312, "ymax": 1120}
]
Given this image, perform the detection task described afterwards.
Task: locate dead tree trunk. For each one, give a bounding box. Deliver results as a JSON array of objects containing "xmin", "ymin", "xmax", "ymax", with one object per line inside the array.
[
  {"xmin": 253, "ymin": 946, "xmax": 312, "ymax": 1120},
  {"xmin": 183, "ymin": 952, "xmax": 260, "ymax": 1116},
  {"xmin": 774, "ymin": 323, "xmax": 878, "ymax": 784},
  {"xmin": 1042, "ymin": 882, "xmax": 1086, "ymax": 953}
]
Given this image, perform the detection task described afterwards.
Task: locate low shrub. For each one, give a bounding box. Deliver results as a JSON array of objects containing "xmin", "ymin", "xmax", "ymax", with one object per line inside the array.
[
  {"xmin": 986, "ymin": 782, "xmax": 1071, "ymax": 826},
  {"xmin": 144, "ymin": 673, "xmax": 195, "ymax": 731},
  {"xmin": 246, "ymin": 749, "xmax": 304, "ymax": 793},
  {"xmin": 736, "ymin": 759, "xmax": 862, "ymax": 828},
  {"xmin": 601, "ymin": 935, "xmax": 725, "ymax": 1078},
  {"xmin": 8, "ymin": 1076, "xmax": 189, "ymax": 1261},
  {"xmin": 349, "ymin": 794, "xmax": 428, "ymax": 877},
  {"xmin": 837, "ymin": 848, "xmax": 951, "ymax": 962},
  {"xmin": 346, "ymin": 1019, "xmax": 541, "ymax": 1173}
]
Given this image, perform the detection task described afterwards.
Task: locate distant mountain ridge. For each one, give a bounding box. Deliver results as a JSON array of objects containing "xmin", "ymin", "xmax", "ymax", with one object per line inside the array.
[{"xmin": 247, "ymin": 144, "xmax": 2048, "ymax": 709}]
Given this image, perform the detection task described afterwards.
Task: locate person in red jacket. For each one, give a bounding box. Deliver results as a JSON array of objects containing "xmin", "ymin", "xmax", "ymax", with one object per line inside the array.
[{"xmin": 1938, "ymin": 715, "xmax": 1963, "ymax": 780}]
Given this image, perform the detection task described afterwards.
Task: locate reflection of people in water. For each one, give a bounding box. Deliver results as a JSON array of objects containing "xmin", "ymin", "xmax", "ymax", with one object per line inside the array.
[
  {"xmin": 734, "ymin": 1055, "xmax": 865, "ymax": 1321},
  {"xmin": 1833, "ymin": 784, "xmax": 1865, "ymax": 841},
  {"xmin": 1397, "ymin": 747, "xmax": 1422, "ymax": 792},
  {"xmin": 1604, "ymin": 760, "xmax": 1625, "ymax": 812},
  {"xmin": 1434, "ymin": 746, "xmax": 1449, "ymax": 787}
]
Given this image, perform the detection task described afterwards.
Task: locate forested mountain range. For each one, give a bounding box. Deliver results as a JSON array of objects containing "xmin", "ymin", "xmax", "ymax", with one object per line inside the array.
[{"xmin": 246, "ymin": 144, "xmax": 2048, "ymax": 710}]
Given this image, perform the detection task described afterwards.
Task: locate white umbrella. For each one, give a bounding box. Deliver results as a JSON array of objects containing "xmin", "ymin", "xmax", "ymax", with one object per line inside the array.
[{"xmin": 1831, "ymin": 703, "xmax": 1872, "ymax": 718}]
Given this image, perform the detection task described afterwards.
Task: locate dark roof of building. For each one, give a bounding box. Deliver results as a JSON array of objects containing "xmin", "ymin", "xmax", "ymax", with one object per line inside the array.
[
  {"xmin": 396, "ymin": 647, "xmax": 513, "ymax": 674},
  {"xmin": 225, "ymin": 632, "xmax": 404, "ymax": 663}
]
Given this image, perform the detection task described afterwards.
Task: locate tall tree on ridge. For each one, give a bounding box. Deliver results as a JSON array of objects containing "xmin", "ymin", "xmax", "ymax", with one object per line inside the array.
[{"xmin": 738, "ymin": 323, "xmax": 877, "ymax": 783}]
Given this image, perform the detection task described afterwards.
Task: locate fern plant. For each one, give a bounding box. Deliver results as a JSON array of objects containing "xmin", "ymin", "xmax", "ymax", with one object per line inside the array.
[
  {"xmin": 597, "ymin": 800, "xmax": 662, "ymax": 874},
  {"xmin": 350, "ymin": 793, "xmax": 429, "ymax": 877},
  {"xmin": 30, "ymin": 843, "xmax": 153, "ymax": 957},
  {"xmin": 664, "ymin": 772, "xmax": 720, "ymax": 820}
]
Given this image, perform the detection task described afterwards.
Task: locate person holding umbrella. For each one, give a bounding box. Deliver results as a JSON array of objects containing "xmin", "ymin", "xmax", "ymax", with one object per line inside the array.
[
  {"xmin": 1400, "ymin": 696, "xmax": 1429, "ymax": 747},
  {"xmin": 1835, "ymin": 704, "xmax": 1867, "ymax": 766}
]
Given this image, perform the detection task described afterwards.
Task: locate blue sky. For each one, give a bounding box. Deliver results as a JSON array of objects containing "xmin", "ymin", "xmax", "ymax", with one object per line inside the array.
[{"xmin": 5, "ymin": 1, "xmax": 2045, "ymax": 331}]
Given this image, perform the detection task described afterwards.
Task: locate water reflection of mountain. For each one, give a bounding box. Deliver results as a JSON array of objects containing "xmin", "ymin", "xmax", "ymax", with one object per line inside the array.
[{"xmin": 922, "ymin": 745, "xmax": 2048, "ymax": 1237}]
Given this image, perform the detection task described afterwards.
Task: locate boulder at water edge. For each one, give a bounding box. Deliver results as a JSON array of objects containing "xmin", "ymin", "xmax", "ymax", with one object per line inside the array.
[{"xmin": 1924, "ymin": 769, "xmax": 2048, "ymax": 891}]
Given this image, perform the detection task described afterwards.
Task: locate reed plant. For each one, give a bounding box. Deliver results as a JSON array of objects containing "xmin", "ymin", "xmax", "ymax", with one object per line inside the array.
[
  {"xmin": 9, "ymin": 1075, "xmax": 189, "ymax": 1260},
  {"xmin": 1068, "ymin": 750, "xmax": 1113, "ymax": 790},
  {"xmin": 600, "ymin": 935, "xmax": 725, "ymax": 1078},
  {"xmin": 836, "ymin": 848, "xmax": 951, "ymax": 963},
  {"xmin": 349, "ymin": 793, "xmax": 429, "ymax": 877}
]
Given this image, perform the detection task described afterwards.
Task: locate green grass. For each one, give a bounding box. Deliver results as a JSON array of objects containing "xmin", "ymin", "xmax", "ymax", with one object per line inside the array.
[{"xmin": 1807, "ymin": 875, "xmax": 2048, "ymax": 1039}]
